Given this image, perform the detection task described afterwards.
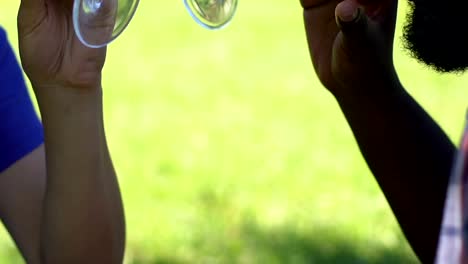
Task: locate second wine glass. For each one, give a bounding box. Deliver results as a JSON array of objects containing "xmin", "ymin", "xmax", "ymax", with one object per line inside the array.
[{"xmin": 184, "ymin": 0, "xmax": 238, "ymax": 30}]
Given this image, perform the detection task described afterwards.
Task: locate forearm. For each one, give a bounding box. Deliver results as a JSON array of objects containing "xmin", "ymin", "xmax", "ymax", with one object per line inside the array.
[
  {"xmin": 335, "ymin": 77, "xmax": 455, "ymax": 263},
  {"xmin": 35, "ymin": 86, "xmax": 125, "ymax": 264}
]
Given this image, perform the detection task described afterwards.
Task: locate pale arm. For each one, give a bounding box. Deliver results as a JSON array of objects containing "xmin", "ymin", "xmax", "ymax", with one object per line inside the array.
[{"xmin": 0, "ymin": 145, "xmax": 45, "ymax": 264}]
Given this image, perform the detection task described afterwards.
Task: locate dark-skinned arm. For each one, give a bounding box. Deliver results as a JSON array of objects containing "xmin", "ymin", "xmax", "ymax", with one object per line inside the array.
[
  {"xmin": 301, "ymin": 0, "xmax": 454, "ymax": 261},
  {"xmin": 335, "ymin": 74, "xmax": 455, "ymax": 264}
]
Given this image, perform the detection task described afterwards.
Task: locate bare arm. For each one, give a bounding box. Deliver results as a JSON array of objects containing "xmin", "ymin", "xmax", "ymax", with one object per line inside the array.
[
  {"xmin": 0, "ymin": 88, "xmax": 125, "ymax": 264},
  {"xmin": 4, "ymin": 0, "xmax": 127, "ymax": 262},
  {"xmin": 302, "ymin": 0, "xmax": 453, "ymax": 262},
  {"xmin": 335, "ymin": 77, "xmax": 454, "ymax": 263},
  {"xmin": 0, "ymin": 145, "xmax": 45, "ymax": 264}
]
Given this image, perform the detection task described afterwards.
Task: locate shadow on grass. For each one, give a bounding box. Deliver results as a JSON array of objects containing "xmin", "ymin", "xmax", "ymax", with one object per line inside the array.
[
  {"xmin": 130, "ymin": 219, "xmax": 420, "ymax": 264},
  {"xmin": 236, "ymin": 224, "xmax": 419, "ymax": 264}
]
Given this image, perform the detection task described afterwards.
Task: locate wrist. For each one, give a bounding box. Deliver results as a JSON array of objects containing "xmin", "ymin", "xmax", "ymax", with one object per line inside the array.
[
  {"xmin": 33, "ymin": 84, "xmax": 103, "ymax": 119},
  {"xmin": 334, "ymin": 61, "xmax": 401, "ymax": 94},
  {"xmin": 333, "ymin": 68, "xmax": 406, "ymax": 106}
]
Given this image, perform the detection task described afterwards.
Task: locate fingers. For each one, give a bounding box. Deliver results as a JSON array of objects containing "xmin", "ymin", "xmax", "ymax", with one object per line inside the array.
[
  {"xmin": 336, "ymin": 1, "xmax": 371, "ymax": 46},
  {"xmin": 18, "ymin": 0, "xmax": 47, "ymax": 33},
  {"xmin": 335, "ymin": 0, "xmax": 388, "ymax": 54},
  {"xmin": 19, "ymin": 0, "xmax": 45, "ymax": 12},
  {"xmin": 336, "ymin": 0, "xmax": 361, "ymax": 23},
  {"xmin": 300, "ymin": 0, "xmax": 329, "ymax": 9},
  {"xmin": 331, "ymin": 0, "xmax": 395, "ymax": 83}
]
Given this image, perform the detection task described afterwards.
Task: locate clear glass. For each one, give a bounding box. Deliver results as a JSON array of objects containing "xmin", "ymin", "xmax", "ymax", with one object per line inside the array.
[
  {"xmin": 73, "ymin": 0, "xmax": 140, "ymax": 48},
  {"xmin": 184, "ymin": 0, "xmax": 238, "ymax": 30}
]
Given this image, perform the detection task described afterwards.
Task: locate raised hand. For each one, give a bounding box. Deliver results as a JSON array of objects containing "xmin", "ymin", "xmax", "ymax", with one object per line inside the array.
[
  {"xmin": 17, "ymin": 0, "xmax": 107, "ymax": 90},
  {"xmin": 301, "ymin": 0, "xmax": 398, "ymax": 97},
  {"xmin": 15, "ymin": 1, "xmax": 126, "ymax": 263}
]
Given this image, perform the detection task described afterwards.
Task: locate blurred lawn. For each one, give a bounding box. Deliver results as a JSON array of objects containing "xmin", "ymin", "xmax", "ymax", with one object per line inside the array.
[{"xmin": 1, "ymin": 1, "xmax": 467, "ymax": 263}]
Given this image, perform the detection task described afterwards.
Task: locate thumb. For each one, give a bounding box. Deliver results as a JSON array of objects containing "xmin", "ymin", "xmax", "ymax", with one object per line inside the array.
[
  {"xmin": 335, "ymin": 0, "xmax": 371, "ymax": 46},
  {"xmin": 333, "ymin": 0, "xmax": 386, "ymax": 62},
  {"xmin": 331, "ymin": 0, "xmax": 394, "ymax": 90}
]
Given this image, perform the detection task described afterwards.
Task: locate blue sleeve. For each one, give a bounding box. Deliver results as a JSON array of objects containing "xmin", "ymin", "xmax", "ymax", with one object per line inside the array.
[{"xmin": 0, "ymin": 27, "xmax": 44, "ymax": 172}]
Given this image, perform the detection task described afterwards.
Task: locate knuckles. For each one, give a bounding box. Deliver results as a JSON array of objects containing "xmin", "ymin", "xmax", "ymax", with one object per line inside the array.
[{"xmin": 300, "ymin": 0, "xmax": 330, "ymax": 9}]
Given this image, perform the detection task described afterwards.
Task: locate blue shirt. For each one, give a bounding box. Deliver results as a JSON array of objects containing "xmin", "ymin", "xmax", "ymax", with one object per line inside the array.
[{"xmin": 0, "ymin": 27, "xmax": 44, "ymax": 172}]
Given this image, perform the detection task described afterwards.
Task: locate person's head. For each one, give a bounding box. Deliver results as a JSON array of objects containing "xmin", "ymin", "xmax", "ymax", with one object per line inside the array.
[{"xmin": 402, "ymin": 0, "xmax": 468, "ymax": 73}]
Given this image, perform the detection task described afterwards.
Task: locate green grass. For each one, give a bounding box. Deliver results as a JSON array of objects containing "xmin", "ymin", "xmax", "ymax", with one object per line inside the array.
[{"xmin": 1, "ymin": 1, "xmax": 467, "ymax": 263}]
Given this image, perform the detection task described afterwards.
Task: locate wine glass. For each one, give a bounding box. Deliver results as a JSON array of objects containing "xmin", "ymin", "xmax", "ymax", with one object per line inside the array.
[
  {"xmin": 184, "ymin": 0, "xmax": 238, "ymax": 30},
  {"xmin": 73, "ymin": 0, "xmax": 140, "ymax": 48}
]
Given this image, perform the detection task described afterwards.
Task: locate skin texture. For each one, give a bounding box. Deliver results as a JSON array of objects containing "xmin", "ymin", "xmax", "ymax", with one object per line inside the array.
[
  {"xmin": 301, "ymin": 0, "xmax": 456, "ymax": 263},
  {"xmin": 0, "ymin": 0, "xmax": 125, "ymax": 263},
  {"xmin": 0, "ymin": 146, "xmax": 45, "ymax": 263}
]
